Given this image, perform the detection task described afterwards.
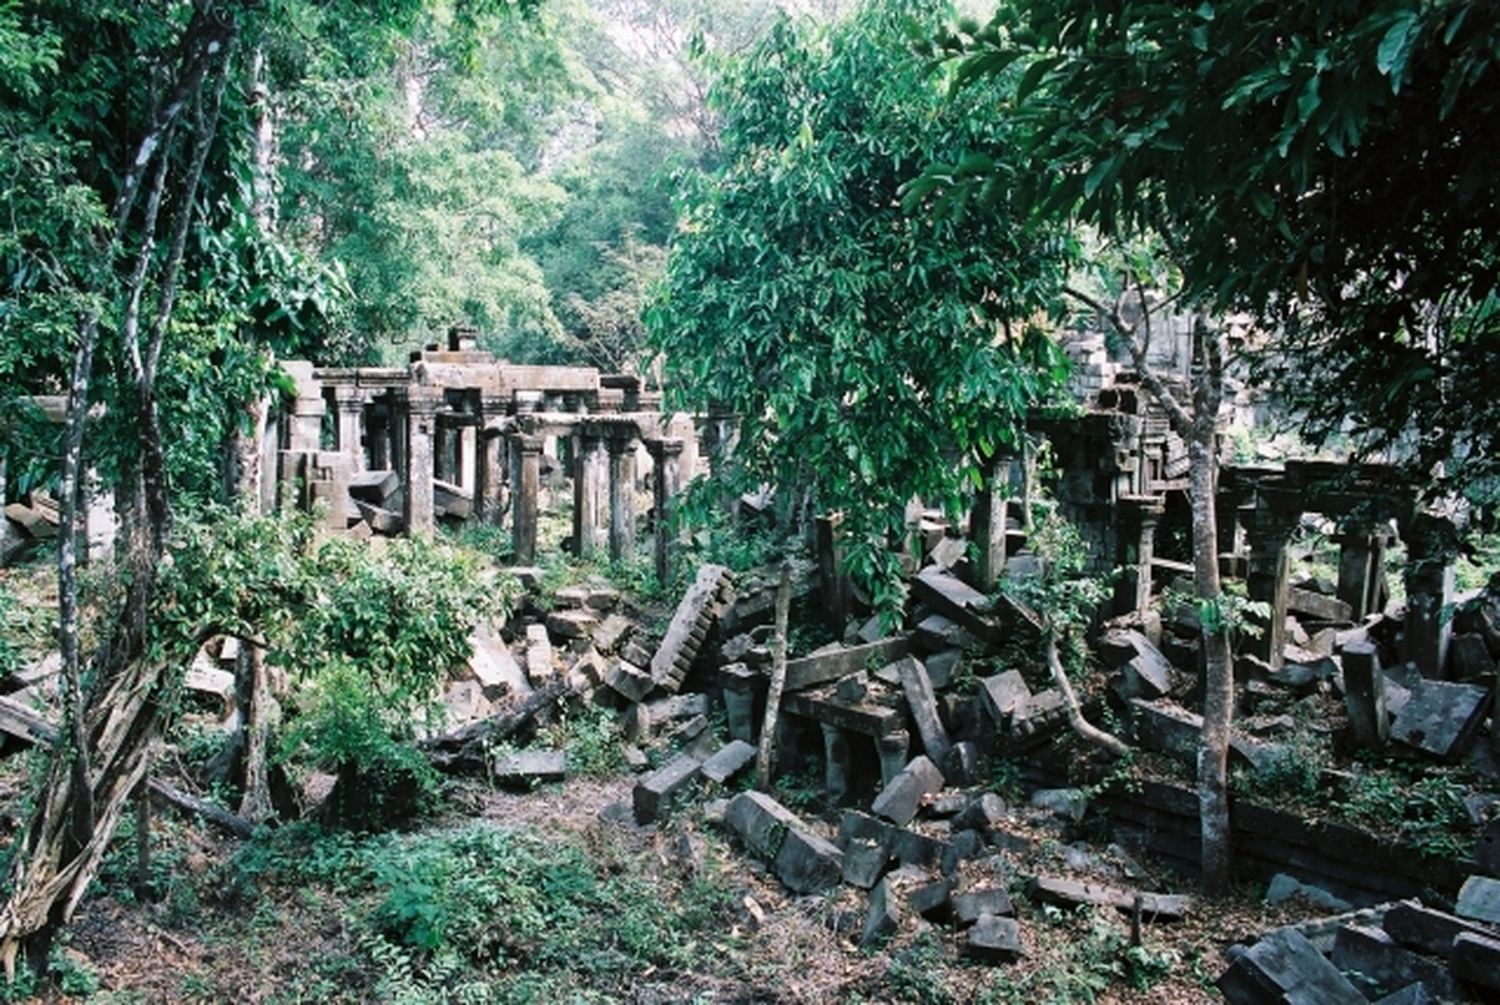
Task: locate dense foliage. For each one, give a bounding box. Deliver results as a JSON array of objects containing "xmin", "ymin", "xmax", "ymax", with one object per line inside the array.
[{"xmin": 649, "ymin": 1, "xmax": 1072, "ymax": 608}]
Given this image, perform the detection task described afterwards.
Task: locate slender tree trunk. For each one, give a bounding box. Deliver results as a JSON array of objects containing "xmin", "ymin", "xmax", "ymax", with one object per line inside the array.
[
  {"xmin": 754, "ymin": 562, "xmax": 793, "ymax": 792},
  {"xmin": 236, "ymin": 644, "xmax": 272, "ymax": 823}
]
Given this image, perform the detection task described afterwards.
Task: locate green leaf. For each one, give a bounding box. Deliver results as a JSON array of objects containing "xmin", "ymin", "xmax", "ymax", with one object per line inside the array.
[{"xmin": 1376, "ymin": 10, "xmax": 1421, "ymax": 91}]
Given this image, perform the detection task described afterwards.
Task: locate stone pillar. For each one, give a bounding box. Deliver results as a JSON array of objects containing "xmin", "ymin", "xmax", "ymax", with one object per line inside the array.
[
  {"xmin": 970, "ymin": 454, "xmax": 1015, "ymax": 592},
  {"xmin": 1402, "ymin": 514, "xmax": 1458, "ymax": 678},
  {"xmin": 876, "ymin": 729, "xmax": 909, "ymax": 788},
  {"xmin": 821, "ymin": 722, "xmax": 852, "ymax": 805},
  {"xmin": 475, "ymin": 396, "xmax": 507, "ymax": 525},
  {"xmin": 283, "ymin": 360, "xmax": 325, "ymax": 452},
  {"xmin": 1243, "ymin": 504, "xmax": 1297, "ymax": 670},
  {"xmin": 646, "ymin": 437, "xmax": 684, "ymax": 586},
  {"xmin": 606, "ymin": 430, "xmax": 638, "ymax": 562},
  {"xmin": 572, "ymin": 427, "xmax": 604, "ymax": 559},
  {"xmin": 511, "ymin": 433, "xmax": 543, "ymax": 564},
  {"xmin": 401, "ymin": 387, "xmax": 441, "ymax": 536},
  {"xmin": 332, "ymin": 387, "xmax": 365, "ymax": 472},
  {"xmin": 1115, "ymin": 496, "xmax": 1165, "ymax": 617},
  {"xmin": 0, "ymin": 449, "xmax": 10, "ymax": 561},
  {"xmin": 1335, "ymin": 530, "xmax": 1387, "ymax": 621},
  {"xmin": 816, "ymin": 514, "xmax": 853, "ymax": 636},
  {"xmin": 366, "ymin": 398, "xmax": 391, "ymax": 473}
]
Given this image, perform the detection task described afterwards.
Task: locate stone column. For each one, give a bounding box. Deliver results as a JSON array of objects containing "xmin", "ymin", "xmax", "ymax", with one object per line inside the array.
[
  {"xmin": 1115, "ymin": 496, "xmax": 1165, "ymax": 617},
  {"xmin": 283, "ymin": 360, "xmax": 325, "ymax": 452},
  {"xmin": 572, "ymin": 426, "xmax": 604, "ymax": 559},
  {"xmin": 1401, "ymin": 514, "xmax": 1458, "ymax": 678},
  {"xmin": 511, "ymin": 433, "xmax": 543, "ymax": 564},
  {"xmin": 816, "ymin": 514, "xmax": 853, "ymax": 636},
  {"xmin": 332, "ymin": 387, "xmax": 365, "ymax": 472},
  {"xmin": 646, "ymin": 437, "xmax": 684, "ymax": 586},
  {"xmin": 821, "ymin": 722, "xmax": 852, "ymax": 805},
  {"xmin": 1335, "ymin": 529, "xmax": 1387, "ymax": 621},
  {"xmin": 606, "ymin": 430, "xmax": 638, "ymax": 562},
  {"xmin": 366, "ymin": 398, "xmax": 391, "ymax": 473},
  {"xmin": 475, "ymin": 396, "xmax": 507, "ymax": 526},
  {"xmin": 1243, "ymin": 503, "xmax": 1297, "ymax": 670},
  {"xmin": 970, "ymin": 454, "xmax": 1015, "ymax": 592},
  {"xmin": 401, "ymin": 387, "xmax": 441, "ymax": 536},
  {"xmin": 876, "ymin": 729, "xmax": 909, "ymax": 788}
]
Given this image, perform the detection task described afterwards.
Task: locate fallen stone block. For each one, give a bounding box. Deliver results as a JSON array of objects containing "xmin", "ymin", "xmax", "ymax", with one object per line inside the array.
[
  {"xmin": 785, "ymin": 637, "xmax": 909, "ymax": 691},
  {"xmin": 1390, "ymin": 679, "xmax": 1492, "ymax": 761},
  {"xmin": 941, "ymin": 741, "xmax": 981, "ymax": 788},
  {"xmin": 953, "ymin": 887, "xmax": 1014, "ymax": 926},
  {"xmin": 546, "ymin": 609, "xmax": 599, "ymax": 641},
  {"xmin": 593, "ymin": 613, "xmax": 634, "ymax": 655},
  {"xmin": 1451, "ymin": 931, "xmax": 1500, "ymax": 992},
  {"xmin": 841, "ymin": 837, "xmax": 890, "ymax": 890},
  {"xmin": 1026, "ymin": 875, "xmax": 1189, "ymax": 921},
  {"xmin": 955, "ymin": 792, "xmax": 1008, "ymax": 833},
  {"xmin": 903, "ymin": 872, "xmax": 954, "ymax": 921},
  {"xmin": 912, "ymin": 568, "xmax": 1005, "ymax": 642},
  {"xmin": 632, "ymin": 753, "xmax": 701, "ymax": 824},
  {"xmin": 978, "ymin": 670, "xmax": 1031, "ymax": 726},
  {"xmin": 891, "ymin": 828, "xmax": 948, "ymax": 871},
  {"xmin": 1342, "ymin": 641, "xmax": 1388, "ymax": 749},
  {"xmin": 700, "ymin": 740, "xmax": 757, "ymax": 785},
  {"xmin": 963, "ymin": 914, "xmax": 1024, "ymax": 963},
  {"xmin": 608, "ymin": 660, "xmax": 654, "ymax": 703},
  {"xmin": 1457, "ymin": 876, "xmax": 1500, "ymax": 925},
  {"xmin": 651, "ymin": 564, "xmax": 734, "ymax": 693},
  {"xmin": 870, "ymin": 754, "xmax": 945, "ymax": 827},
  {"xmin": 1218, "ymin": 927, "xmax": 1366, "ymax": 1005},
  {"xmin": 1029, "ymin": 788, "xmax": 1088, "ymax": 823},
  {"xmin": 493, "ymin": 749, "xmax": 566, "ymax": 788},
  {"xmin": 942, "ymin": 829, "xmax": 985, "ymax": 875},
  {"xmin": 1331, "ymin": 924, "xmax": 1457, "ymax": 1001},
  {"xmin": 469, "ymin": 629, "xmax": 529, "ymax": 700},
  {"xmin": 1289, "ymin": 585, "xmax": 1354, "ymax": 624},
  {"xmin": 726, "ymin": 791, "xmax": 804, "ymax": 859},
  {"xmin": 525, "ymin": 623, "xmax": 556, "ymax": 685},
  {"xmin": 773, "ymin": 827, "xmax": 844, "ymax": 895},
  {"xmin": 348, "ymin": 468, "xmax": 399, "ymax": 503},
  {"xmin": 1450, "ymin": 632, "xmax": 1498, "ymax": 680},
  {"xmin": 1383, "ymin": 900, "xmax": 1497, "ymax": 960},
  {"xmin": 354, "ymin": 499, "xmax": 403, "ymax": 535},
  {"xmin": 433, "ymin": 479, "xmax": 472, "ymax": 519}
]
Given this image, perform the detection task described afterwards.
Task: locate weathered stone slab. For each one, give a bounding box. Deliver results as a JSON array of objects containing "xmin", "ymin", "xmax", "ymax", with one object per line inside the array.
[
  {"xmin": 912, "ymin": 568, "xmax": 1004, "ymax": 641},
  {"xmin": 1451, "ymin": 931, "xmax": 1500, "ymax": 992},
  {"xmin": 785, "ymin": 637, "xmax": 909, "ymax": 692},
  {"xmin": 928, "ymin": 535, "xmax": 967, "ymax": 570},
  {"xmin": 726, "ymin": 791, "xmax": 804, "ymax": 859},
  {"xmin": 1026, "ymin": 875, "xmax": 1189, "ymax": 921},
  {"xmin": 870, "ymin": 755, "xmax": 945, "ymax": 827},
  {"xmin": 0, "ymin": 693, "xmax": 58, "ymax": 746},
  {"xmin": 904, "ymin": 873, "xmax": 954, "ymax": 921},
  {"xmin": 895, "ymin": 656, "xmax": 952, "ymax": 767},
  {"xmin": 891, "ymin": 828, "xmax": 948, "ymax": 870},
  {"xmin": 1456, "ymin": 875, "xmax": 1500, "ymax": 925},
  {"xmin": 1289, "ymin": 585, "xmax": 1354, "ymax": 624},
  {"xmin": 433, "ymin": 479, "xmax": 473, "ymax": 519},
  {"xmin": 1450, "ymin": 632, "xmax": 1497, "ymax": 681},
  {"xmin": 1389, "ymin": 678, "xmax": 1491, "ymax": 761},
  {"xmin": 4, "ymin": 502, "xmax": 56, "ymax": 539},
  {"xmin": 493, "ymin": 749, "xmax": 566, "ymax": 787},
  {"xmin": 782, "ymin": 689, "xmax": 906, "ymax": 737},
  {"xmin": 941, "ymin": 741, "xmax": 980, "ymax": 788},
  {"xmin": 1478, "ymin": 818, "xmax": 1500, "ymax": 878},
  {"xmin": 955, "ymin": 793, "xmax": 1008, "ymax": 833},
  {"xmin": 348, "ymin": 468, "xmax": 399, "ymax": 503},
  {"xmin": 963, "ymin": 914, "xmax": 1024, "ymax": 963},
  {"xmin": 700, "ymin": 740, "xmax": 757, "ymax": 785},
  {"xmin": 593, "ymin": 613, "xmax": 633, "ymax": 655},
  {"xmin": 1330, "ymin": 924, "xmax": 1458, "ymax": 1001},
  {"xmin": 651, "ymin": 564, "xmax": 733, "ymax": 693},
  {"xmin": 354, "ymin": 499, "xmax": 403, "ymax": 535},
  {"xmin": 1218, "ymin": 927, "xmax": 1366, "ymax": 1005},
  {"xmin": 978, "ymin": 670, "xmax": 1031, "ymax": 727},
  {"xmin": 1383, "ymin": 900, "xmax": 1497, "ymax": 960},
  {"xmin": 632, "ymin": 753, "xmax": 701, "ymax": 824},
  {"xmin": 546, "ymin": 609, "xmax": 599, "ymax": 641},
  {"xmin": 953, "ymin": 888, "xmax": 1014, "ymax": 926}
]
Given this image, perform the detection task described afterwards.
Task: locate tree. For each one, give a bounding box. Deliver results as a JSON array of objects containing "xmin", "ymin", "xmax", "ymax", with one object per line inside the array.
[{"xmin": 648, "ymin": 0, "xmax": 1071, "ymax": 611}]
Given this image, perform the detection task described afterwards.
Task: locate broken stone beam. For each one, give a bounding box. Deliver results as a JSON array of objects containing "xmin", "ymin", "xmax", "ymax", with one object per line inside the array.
[
  {"xmin": 1288, "ymin": 585, "xmax": 1354, "ymax": 623},
  {"xmin": 911, "ymin": 569, "xmax": 1006, "ymax": 641},
  {"xmin": 1389, "ymin": 678, "xmax": 1491, "ymax": 761},
  {"xmin": 1218, "ymin": 927, "xmax": 1367, "ymax": 1005},
  {"xmin": 650, "ymin": 564, "xmax": 733, "ymax": 693},
  {"xmin": 1330, "ymin": 924, "xmax": 1459, "ymax": 1001},
  {"xmin": 0, "ymin": 694, "xmax": 58, "ymax": 747},
  {"xmin": 895, "ymin": 656, "xmax": 953, "ymax": 767},
  {"xmin": 724, "ymin": 790, "xmax": 842, "ymax": 894},
  {"xmin": 780, "ymin": 689, "xmax": 906, "ymax": 738},
  {"xmin": 493, "ymin": 749, "xmax": 567, "ymax": 788},
  {"xmin": 348, "ymin": 468, "xmax": 399, "ymax": 503},
  {"xmin": 1026, "ymin": 875, "xmax": 1189, "ymax": 921},
  {"xmin": 870, "ymin": 754, "xmax": 945, "ymax": 827},
  {"xmin": 962, "ymin": 914, "xmax": 1024, "ymax": 964},
  {"xmin": 185, "ymin": 651, "xmax": 236, "ymax": 700},
  {"xmin": 700, "ymin": 740, "xmax": 757, "ymax": 784},
  {"xmin": 354, "ymin": 499, "xmax": 403, "ymax": 535},
  {"xmin": 1383, "ymin": 900, "xmax": 1498, "ymax": 960},
  {"xmin": 632, "ymin": 752, "xmax": 702, "ymax": 824},
  {"xmin": 784, "ymin": 637, "xmax": 910, "ymax": 692},
  {"xmin": 1341, "ymin": 641, "xmax": 1387, "ymax": 748}
]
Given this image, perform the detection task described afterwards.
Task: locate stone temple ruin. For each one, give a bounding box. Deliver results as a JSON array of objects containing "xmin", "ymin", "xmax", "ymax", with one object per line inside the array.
[{"xmin": 5, "ymin": 321, "xmax": 1500, "ymax": 1001}]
